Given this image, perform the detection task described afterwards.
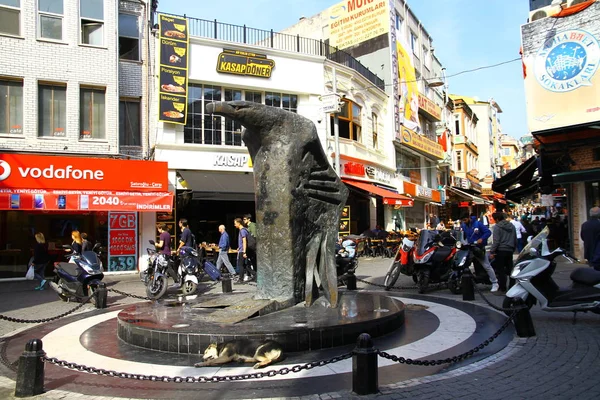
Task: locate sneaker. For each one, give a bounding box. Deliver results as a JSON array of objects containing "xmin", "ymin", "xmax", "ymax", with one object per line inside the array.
[
  {"xmin": 243, "ymin": 275, "xmax": 251, "ymax": 282},
  {"xmin": 40, "ymin": 279, "xmax": 47, "ymax": 288},
  {"xmin": 491, "ymin": 283, "xmax": 499, "ymax": 292}
]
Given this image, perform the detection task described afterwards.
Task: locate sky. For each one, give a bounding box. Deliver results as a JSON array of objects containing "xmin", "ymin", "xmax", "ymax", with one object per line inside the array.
[{"xmin": 158, "ymin": 0, "xmax": 530, "ymax": 138}]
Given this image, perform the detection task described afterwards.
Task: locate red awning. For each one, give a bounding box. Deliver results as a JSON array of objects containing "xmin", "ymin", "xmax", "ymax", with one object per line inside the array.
[{"xmin": 343, "ymin": 180, "xmax": 414, "ymax": 207}]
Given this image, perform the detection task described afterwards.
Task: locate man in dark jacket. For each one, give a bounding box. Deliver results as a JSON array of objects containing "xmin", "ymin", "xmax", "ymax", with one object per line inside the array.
[
  {"xmin": 460, "ymin": 213, "xmax": 499, "ymax": 292},
  {"xmin": 490, "ymin": 212, "xmax": 517, "ymax": 292},
  {"xmin": 581, "ymin": 207, "xmax": 600, "ymax": 270}
]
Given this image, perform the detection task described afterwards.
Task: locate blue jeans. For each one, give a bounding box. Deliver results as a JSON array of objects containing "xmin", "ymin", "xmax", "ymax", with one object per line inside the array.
[
  {"xmin": 516, "ymin": 238, "xmax": 524, "ymax": 253},
  {"xmin": 33, "ymin": 263, "xmax": 46, "ymax": 282}
]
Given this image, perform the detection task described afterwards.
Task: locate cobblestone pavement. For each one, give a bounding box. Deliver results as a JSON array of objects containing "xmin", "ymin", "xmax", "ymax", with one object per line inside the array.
[{"xmin": 1, "ymin": 256, "xmax": 600, "ymax": 399}]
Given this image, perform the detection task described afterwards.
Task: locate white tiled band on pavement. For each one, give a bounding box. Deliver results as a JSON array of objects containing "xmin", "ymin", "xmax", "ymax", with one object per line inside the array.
[{"xmin": 40, "ymin": 297, "xmax": 476, "ymax": 380}]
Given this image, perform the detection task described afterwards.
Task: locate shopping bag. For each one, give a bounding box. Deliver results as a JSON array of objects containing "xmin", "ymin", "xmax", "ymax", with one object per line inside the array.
[{"xmin": 26, "ymin": 265, "xmax": 35, "ymax": 280}]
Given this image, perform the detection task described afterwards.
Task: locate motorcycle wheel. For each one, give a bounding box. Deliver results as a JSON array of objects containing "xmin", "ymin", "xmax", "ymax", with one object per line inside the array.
[
  {"xmin": 53, "ymin": 276, "xmax": 70, "ymax": 302},
  {"xmin": 181, "ymin": 280, "xmax": 197, "ymax": 296},
  {"xmin": 87, "ymin": 284, "xmax": 97, "ymax": 305},
  {"xmin": 502, "ymin": 296, "xmax": 534, "ymax": 317},
  {"xmin": 146, "ymin": 275, "xmax": 167, "ymax": 300},
  {"xmin": 384, "ymin": 262, "xmax": 401, "ymax": 291},
  {"xmin": 448, "ymin": 276, "xmax": 462, "ymax": 294},
  {"xmin": 139, "ymin": 269, "xmax": 149, "ymax": 284},
  {"xmin": 412, "ymin": 274, "xmax": 418, "ymax": 284},
  {"xmin": 417, "ymin": 270, "xmax": 429, "ymax": 294}
]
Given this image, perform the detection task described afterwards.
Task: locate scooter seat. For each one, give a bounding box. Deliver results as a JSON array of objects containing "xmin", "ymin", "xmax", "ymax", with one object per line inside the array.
[
  {"xmin": 570, "ymin": 267, "xmax": 600, "ymax": 286},
  {"xmin": 56, "ymin": 262, "xmax": 80, "ymax": 277}
]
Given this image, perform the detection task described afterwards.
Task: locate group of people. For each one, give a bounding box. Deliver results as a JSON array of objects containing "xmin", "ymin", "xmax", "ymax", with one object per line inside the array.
[{"xmin": 155, "ymin": 214, "xmax": 258, "ymax": 284}]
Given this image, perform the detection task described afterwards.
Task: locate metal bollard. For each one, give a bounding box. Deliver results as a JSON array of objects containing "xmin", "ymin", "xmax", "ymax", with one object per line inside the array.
[
  {"xmin": 346, "ymin": 270, "xmax": 357, "ymax": 291},
  {"xmin": 15, "ymin": 339, "xmax": 45, "ymax": 398},
  {"xmin": 222, "ymin": 273, "xmax": 232, "ymax": 293},
  {"xmin": 95, "ymin": 282, "xmax": 107, "ymax": 309},
  {"xmin": 352, "ymin": 333, "xmax": 378, "ymax": 395},
  {"xmin": 462, "ymin": 270, "xmax": 475, "ymax": 301},
  {"xmin": 513, "ymin": 306, "xmax": 536, "ymax": 337}
]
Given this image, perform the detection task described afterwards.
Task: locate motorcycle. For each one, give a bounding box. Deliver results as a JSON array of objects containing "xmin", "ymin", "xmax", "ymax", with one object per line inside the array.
[
  {"xmin": 49, "ymin": 243, "xmax": 105, "ymax": 305},
  {"xmin": 503, "ymin": 227, "xmax": 600, "ymax": 316},
  {"xmin": 336, "ymin": 239, "xmax": 359, "ymax": 286},
  {"xmin": 412, "ymin": 230, "xmax": 457, "ymax": 293},
  {"xmin": 383, "ymin": 232, "xmax": 417, "ymax": 290},
  {"xmin": 145, "ymin": 240, "xmax": 177, "ymax": 300},
  {"xmin": 447, "ymin": 231, "xmax": 492, "ymax": 294},
  {"xmin": 176, "ymin": 245, "xmax": 204, "ymax": 295}
]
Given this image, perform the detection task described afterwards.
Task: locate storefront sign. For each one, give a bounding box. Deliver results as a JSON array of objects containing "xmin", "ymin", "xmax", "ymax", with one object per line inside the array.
[
  {"xmin": 216, "ymin": 49, "xmax": 275, "ymax": 78},
  {"xmin": 459, "ymin": 201, "xmax": 471, "ymax": 208},
  {"xmin": 418, "ymin": 93, "xmax": 442, "ymax": 121},
  {"xmin": 158, "ymin": 14, "xmax": 189, "ymax": 125},
  {"xmin": 344, "ymin": 162, "xmax": 366, "ymax": 177},
  {"xmin": 327, "ymin": 0, "xmax": 390, "ymax": 49},
  {"xmin": 108, "ymin": 212, "xmax": 138, "ymax": 271},
  {"xmin": 213, "ymin": 154, "xmax": 251, "ymax": 168},
  {"xmin": 383, "ymin": 198, "xmax": 413, "ymax": 207},
  {"xmin": 398, "ymin": 127, "xmax": 444, "ymax": 160},
  {"xmin": 416, "ymin": 185, "xmax": 432, "ymax": 199},
  {"xmin": 0, "ymin": 189, "xmax": 172, "ymax": 211},
  {"xmin": 0, "ymin": 154, "xmax": 169, "ymax": 192}
]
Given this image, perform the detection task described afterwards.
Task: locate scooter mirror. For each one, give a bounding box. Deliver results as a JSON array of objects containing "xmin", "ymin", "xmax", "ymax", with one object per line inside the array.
[
  {"xmin": 530, "ymin": 247, "xmax": 538, "ymax": 256},
  {"xmin": 149, "ymin": 240, "xmax": 156, "ymax": 245}
]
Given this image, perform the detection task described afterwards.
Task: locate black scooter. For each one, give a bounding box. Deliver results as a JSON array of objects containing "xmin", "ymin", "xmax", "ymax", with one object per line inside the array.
[{"xmin": 448, "ymin": 231, "xmax": 491, "ymax": 294}]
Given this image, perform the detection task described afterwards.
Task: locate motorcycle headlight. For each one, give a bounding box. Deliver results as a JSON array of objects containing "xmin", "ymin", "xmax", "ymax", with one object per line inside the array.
[
  {"xmin": 402, "ymin": 245, "xmax": 411, "ymax": 251},
  {"xmin": 456, "ymin": 241, "xmax": 462, "ymax": 249},
  {"xmin": 510, "ymin": 265, "xmax": 522, "ymax": 278},
  {"xmin": 414, "ymin": 252, "xmax": 433, "ymax": 264}
]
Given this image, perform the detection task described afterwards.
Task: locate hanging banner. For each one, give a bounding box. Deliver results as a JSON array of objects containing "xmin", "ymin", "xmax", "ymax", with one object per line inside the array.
[
  {"xmin": 0, "ymin": 190, "xmax": 173, "ymax": 212},
  {"xmin": 158, "ymin": 14, "xmax": 189, "ymax": 125},
  {"xmin": 108, "ymin": 212, "xmax": 138, "ymax": 272},
  {"xmin": 396, "ymin": 40, "xmax": 421, "ymax": 133}
]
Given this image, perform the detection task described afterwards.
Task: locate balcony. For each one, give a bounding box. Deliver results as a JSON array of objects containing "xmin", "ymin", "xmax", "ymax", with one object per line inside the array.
[{"xmin": 176, "ymin": 15, "xmax": 385, "ymax": 91}]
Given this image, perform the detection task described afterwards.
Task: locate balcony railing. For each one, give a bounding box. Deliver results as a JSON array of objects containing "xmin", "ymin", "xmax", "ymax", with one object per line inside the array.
[{"xmin": 173, "ymin": 15, "xmax": 385, "ymax": 91}]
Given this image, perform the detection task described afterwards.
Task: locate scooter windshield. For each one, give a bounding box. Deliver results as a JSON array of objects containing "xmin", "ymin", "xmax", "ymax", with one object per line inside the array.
[
  {"xmin": 81, "ymin": 251, "xmax": 101, "ymax": 269},
  {"xmin": 517, "ymin": 226, "xmax": 550, "ymax": 263},
  {"xmin": 417, "ymin": 230, "xmax": 438, "ymax": 254}
]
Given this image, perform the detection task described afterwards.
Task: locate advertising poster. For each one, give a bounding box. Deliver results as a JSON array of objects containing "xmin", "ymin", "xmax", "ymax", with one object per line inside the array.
[
  {"xmin": 108, "ymin": 212, "xmax": 138, "ymax": 271},
  {"xmin": 158, "ymin": 14, "xmax": 189, "ymax": 125},
  {"xmin": 396, "ymin": 41, "xmax": 421, "ymax": 134},
  {"xmin": 521, "ymin": 1, "xmax": 600, "ymax": 132},
  {"xmin": 327, "ymin": 0, "xmax": 389, "ymax": 49},
  {"xmin": 339, "ymin": 205, "xmax": 351, "ymax": 236}
]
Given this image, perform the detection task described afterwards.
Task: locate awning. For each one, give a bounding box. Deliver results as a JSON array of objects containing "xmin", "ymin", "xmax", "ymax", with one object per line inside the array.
[
  {"xmin": 446, "ymin": 187, "xmax": 491, "ymax": 205},
  {"xmin": 505, "ymin": 181, "xmax": 540, "ymax": 203},
  {"xmin": 343, "ymin": 179, "xmax": 414, "ymax": 207},
  {"xmin": 178, "ymin": 170, "xmax": 255, "ymax": 201},
  {"xmin": 0, "ymin": 189, "xmax": 173, "ymax": 211},
  {"xmin": 552, "ymin": 168, "xmax": 600, "ymax": 184},
  {"xmin": 492, "ymin": 156, "xmax": 538, "ymax": 193}
]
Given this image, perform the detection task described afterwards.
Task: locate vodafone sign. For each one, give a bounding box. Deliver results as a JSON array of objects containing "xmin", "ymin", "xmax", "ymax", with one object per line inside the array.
[{"xmin": 0, "ymin": 154, "xmax": 168, "ymax": 191}]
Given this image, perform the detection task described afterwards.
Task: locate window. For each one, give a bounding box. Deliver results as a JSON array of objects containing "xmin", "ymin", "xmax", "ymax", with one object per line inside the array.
[
  {"xmin": 454, "ymin": 113, "xmax": 461, "ymax": 135},
  {"xmin": 119, "ymin": 13, "xmax": 139, "ymax": 60},
  {"xmin": 330, "ymin": 99, "xmax": 361, "ymax": 142},
  {"xmin": 422, "ymin": 45, "xmax": 429, "ymax": 69},
  {"xmin": 395, "ymin": 12, "xmax": 402, "ymax": 31},
  {"xmin": 396, "ymin": 151, "xmax": 421, "ymax": 184},
  {"xmin": 0, "ymin": 0, "xmax": 20, "ymax": 36},
  {"xmin": 0, "ymin": 79, "xmax": 23, "ymax": 134},
  {"xmin": 503, "ymin": 148, "xmax": 510, "ymax": 156},
  {"xmin": 80, "ymin": 87, "xmax": 105, "ymax": 139},
  {"xmin": 119, "ymin": 99, "xmax": 140, "ymax": 146},
  {"xmin": 593, "ymin": 147, "xmax": 600, "ymax": 161},
  {"xmin": 80, "ymin": 0, "xmax": 103, "ymax": 46},
  {"xmin": 456, "ymin": 151, "xmax": 462, "ymax": 171},
  {"xmin": 185, "ymin": 85, "xmax": 297, "ymax": 145},
  {"xmin": 38, "ymin": 84, "xmax": 66, "ymax": 137},
  {"xmin": 372, "ymin": 113, "xmax": 378, "ymax": 150},
  {"xmin": 410, "ymin": 31, "xmax": 418, "ymax": 54},
  {"xmin": 38, "ymin": 0, "xmax": 63, "ymax": 40}
]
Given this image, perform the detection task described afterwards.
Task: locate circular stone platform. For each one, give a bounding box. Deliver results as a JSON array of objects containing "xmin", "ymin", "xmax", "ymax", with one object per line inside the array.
[{"xmin": 117, "ymin": 291, "xmax": 405, "ymax": 353}]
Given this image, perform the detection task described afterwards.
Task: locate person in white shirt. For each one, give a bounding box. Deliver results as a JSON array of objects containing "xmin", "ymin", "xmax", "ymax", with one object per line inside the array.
[{"xmin": 509, "ymin": 215, "xmax": 527, "ymax": 253}]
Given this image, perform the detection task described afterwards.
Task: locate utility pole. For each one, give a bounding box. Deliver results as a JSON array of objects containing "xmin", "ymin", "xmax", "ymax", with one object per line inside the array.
[{"xmin": 333, "ymin": 67, "xmax": 340, "ymax": 175}]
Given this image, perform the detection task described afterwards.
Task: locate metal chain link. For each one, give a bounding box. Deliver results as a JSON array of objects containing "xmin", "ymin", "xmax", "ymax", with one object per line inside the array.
[
  {"xmin": 108, "ymin": 288, "xmax": 151, "ymax": 300},
  {"xmin": 42, "ymin": 352, "xmax": 353, "ymax": 383},
  {"xmin": 0, "ymin": 292, "xmax": 96, "ymax": 324},
  {"xmin": 378, "ymin": 310, "xmax": 517, "ymax": 366},
  {"xmin": 469, "ymin": 277, "xmax": 527, "ymax": 312},
  {"xmin": 355, "ymin": 277, "xmax": 447, "ymax": 292}
]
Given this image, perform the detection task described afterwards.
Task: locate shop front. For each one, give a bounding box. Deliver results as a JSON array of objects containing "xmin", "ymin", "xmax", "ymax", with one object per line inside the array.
[
  {"xmin": 0, "ymin": 153, "xmax": 172, "ymax": 279},
  {"xmin": 401, "ymin": 181, "xmax": 442, "ymax": 229}
]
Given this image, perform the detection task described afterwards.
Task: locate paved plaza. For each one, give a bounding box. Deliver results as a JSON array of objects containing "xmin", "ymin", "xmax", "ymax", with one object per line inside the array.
[{"xmin": 1, "ymin": 256, "xmax": 599, "ymax": 399}]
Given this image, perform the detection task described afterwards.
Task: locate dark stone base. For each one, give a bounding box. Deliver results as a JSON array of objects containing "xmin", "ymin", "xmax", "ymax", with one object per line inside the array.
[{"xmin": 117, "ymin": 291, "xmax": 405, "ymax": 353}]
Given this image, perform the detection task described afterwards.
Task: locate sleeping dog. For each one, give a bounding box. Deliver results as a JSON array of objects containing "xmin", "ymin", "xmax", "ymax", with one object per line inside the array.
[{"xmin": 194, "ymin": 339, "xmax": 284, "ymax": 369}]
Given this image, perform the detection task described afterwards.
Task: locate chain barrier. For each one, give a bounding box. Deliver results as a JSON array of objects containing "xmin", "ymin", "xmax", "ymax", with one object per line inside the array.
[
  {"xmin": 0, "ymin": 293, "xmax": 96, "ymax": 324},
  {"xmin": 108, "ymin": 288, "xmax": 151, "ymax": 301},
  {"xmin": 355, "ymin": 277, "xmax": 447, "ymax": 292},
  {"xmin": 378, "ymin": 309, "xmax": 517, "ymax": 366},
  {"xmin": 42, "ymin": 352, "xmax": 353, "ymax": 383},
  {"xmin": 470, "ymin": 278, "xmax": 527, "ymax": 313}
]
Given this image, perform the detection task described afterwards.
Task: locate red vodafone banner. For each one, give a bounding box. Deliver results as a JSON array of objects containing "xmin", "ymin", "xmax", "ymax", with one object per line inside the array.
[
  {"xmin": 0, "ymin": 189, "xmax": 172, "ymax": 212},
  {"xmin": 0, "ymin": 153, "xmax": 168, "ymax": 192}
]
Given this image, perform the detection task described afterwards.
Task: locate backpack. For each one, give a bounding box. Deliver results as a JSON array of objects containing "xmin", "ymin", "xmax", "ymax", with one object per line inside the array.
[{"xmin": 245, "ymin": 229, "xmax": 257, "ymax": 252}]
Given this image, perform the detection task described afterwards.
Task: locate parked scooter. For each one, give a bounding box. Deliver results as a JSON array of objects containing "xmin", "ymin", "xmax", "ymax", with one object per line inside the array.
[
  {"xmin": 145, "ymin": 240, "xmax": 178, "ymax": 300},
  {"xmin": 49, "ymin": 243, "xmax": 105, "ymax": 305},
  {"xmin": 336, "ymin": 239, "xmax": 359, "ymax": 286},
  {"xmin": 503, "ymin": 227, "xmax": 600, "ymax": 317},
  {"xmin": 412, "ymin": 230, "xmax": 457, "ymax": 293},
  {"xmin": 447, "ymin": 230, "xmax": 492, "ymax": 294},
  {"xmin": 383, "ymin": 231, "xmax": 417, "ymax": 290},
  {"xmin": 175, "ymin": 246, "xmax": 204, "ymax": 295}
]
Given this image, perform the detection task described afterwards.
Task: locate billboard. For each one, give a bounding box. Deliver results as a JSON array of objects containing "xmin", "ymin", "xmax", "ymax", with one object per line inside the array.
[
  {"xmin": 521, "ymin": 1, "xmax": 600, "ymax": 132},
  {"xmin": 327, "ymin": 0, "xmax": 389, "ymax": 49},
  {"xmin": 396, "ymin": 40, "xmax": 421, "ymax": 133}
]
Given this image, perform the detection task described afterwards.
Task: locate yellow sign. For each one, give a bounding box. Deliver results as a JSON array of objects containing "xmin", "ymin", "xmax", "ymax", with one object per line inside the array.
[
  {"xmin": 216, "ymin": 49, "xmax": 275, "ymax": 78},
  {"xmin": 396, "ymin": 41, "xmax": 420, "ymax": 132},
  {"xmin": 418, "ymin": 93, "xmax": 442, "ymax": 121},
  {"xmin": 158, "ymin": 14, "xmax": 189, "ymax": 125},
  {"xmin": 327, "ymin": 0, "xmax": 389, "ymax": 49},
  {"xmin": 398, "ymin": 127, "xmax": 444, "ymax": 160}
]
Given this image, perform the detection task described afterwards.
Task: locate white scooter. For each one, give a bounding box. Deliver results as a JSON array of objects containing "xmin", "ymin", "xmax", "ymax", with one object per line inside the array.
[{"xmin": 503, "ymin": 227, "xmax": 600, "ymax": 317}]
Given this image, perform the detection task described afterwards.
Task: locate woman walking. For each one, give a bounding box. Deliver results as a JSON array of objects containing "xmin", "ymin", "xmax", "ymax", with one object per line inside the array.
[{"xmin": 32, "ymin": 232, "xmax": 50, "ymax": 290}]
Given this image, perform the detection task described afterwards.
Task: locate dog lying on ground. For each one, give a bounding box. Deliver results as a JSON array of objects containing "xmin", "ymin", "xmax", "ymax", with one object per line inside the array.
[{"xmin": 194, "ymin": 339, "xmax": 284, "ymax": 369}]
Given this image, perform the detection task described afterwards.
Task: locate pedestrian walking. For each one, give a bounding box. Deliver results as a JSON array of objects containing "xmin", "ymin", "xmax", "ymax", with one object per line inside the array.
[
  {"xmin": 176, "ymin": 218, "xmax": 194, "ymax": 253},
  {"xmin": 216, "ymin": 225, "xmax": 238, "ymax": 279},
  {"xmin": 490, "ymin": 213, "xmax": 517, "ymax": 292},
  {"xmin": 460, "ymin": 213, "xmax": 499, "ymax": 292},
  {"xmin": 509, "ymin": 215, "xmax": 527, "ymax": 253},
  {"xmin": 234, "ymin": 217, "xmax": 250, "ymax": 282},
  {"xmin": 580, "ymin": 207, "xmax": 600, "ymax": 271},
  {"xmin": 31, "ymin": 232, "xmax": 49, "ymax": 290}
]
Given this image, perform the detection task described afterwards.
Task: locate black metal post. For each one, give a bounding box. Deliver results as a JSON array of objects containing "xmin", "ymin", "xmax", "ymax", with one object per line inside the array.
[
  {"xmin": 270, "ymin": 29, "xmax": 273, "ymax": 48},
  {"xmin": 95, "ymin": 282, "xmax": 107, "ymax": 309},
  {"xmin": 214, "ymin": 19, "xmax": 217, "ymax": 39},
  {"xmin": 462, "ymin": 270, "xmax": 475, "ymax": 301},
  {"xmin": 352, "ymin": 333, "xmax": 378, "ymax": 395},
  {"xmin": 243, "ymin": 24, "xmax": 246, "ymax": 44},
  {"xmin": 14, "ymin": 339, "xmax": 45, "ymax": 398},
  {"xmin": 222, "ymin": 273, "xmax": 232, "ymax": 293},
  {"xmin": 514, "ymin": 307, "xmax": 536, "ymax": 337},
  {"xmin": 346, "ymin": 270, "xmax": 357, "ymax": 291},
  {"xmin": 296, "ymin": 34, "xmax": 300, "ymax": 52}
]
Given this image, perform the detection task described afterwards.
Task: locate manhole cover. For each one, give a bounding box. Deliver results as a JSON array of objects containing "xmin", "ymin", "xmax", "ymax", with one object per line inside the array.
[{"xmin": 405, "ymin": 304, "xmax": 429, "ymax": 311}]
